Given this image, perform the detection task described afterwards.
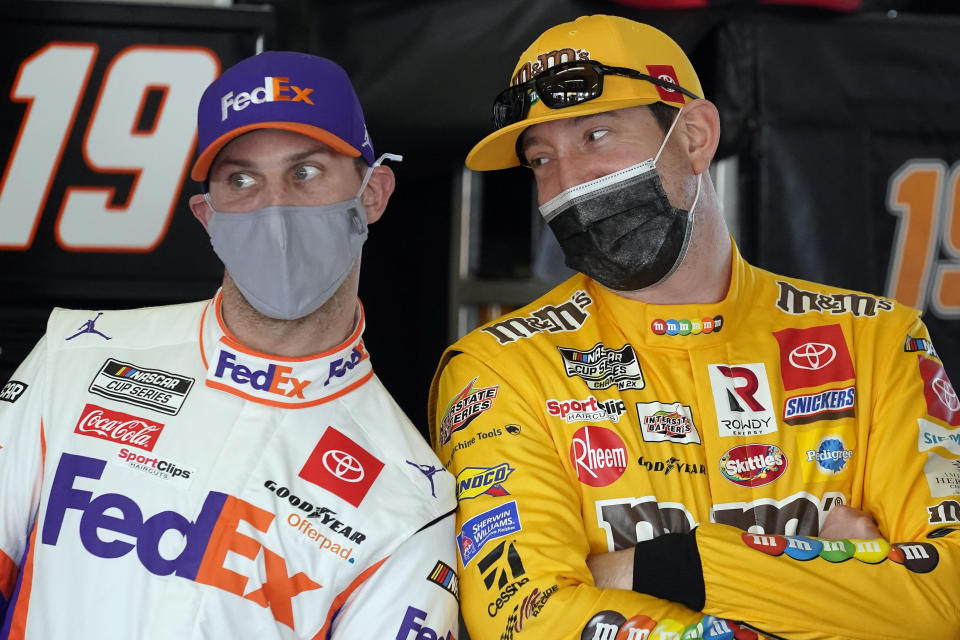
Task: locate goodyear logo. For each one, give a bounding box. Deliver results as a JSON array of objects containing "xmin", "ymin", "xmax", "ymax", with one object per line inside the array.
[
  {"xmin": 456, "ymin": 463, "xmax": 514, "ymax": 501},
  {"xmin": 221, "ymin": 76, "xmax": 315, "ymax": 120}
]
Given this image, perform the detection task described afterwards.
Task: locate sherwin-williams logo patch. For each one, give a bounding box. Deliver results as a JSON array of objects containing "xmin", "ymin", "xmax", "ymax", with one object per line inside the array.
[
  {"xmin": 457, "ymin": 501, "xmax": 521, "ymax": 567},
  {"xmin": 636, "ymin": 401, "xmax": 701, "ymax": 445},
  {"xmin": 773, "ymin": 324, "xmax": 855, "ymax": 391},
  {"xmin": 918, "ymin": 418, "xmax": 960, "ymax": 456},
  {"xmin": 89, "ymin": 359, "xmax": 194, "ymax": 416},
  {"xmin": 221, "ymin": 76, "xmax": 314, "ymax": 120},
  {"xmin": 439, "ymin": 377, "xmax": 499, "ymax": 445},
  {"xmin": 558, "ymin": 343, "xmax": 644, "ymax": 392},
  {"xmin": 783, "ymin": 386, "xmax": 856, "ymax": 426},
  {"xmin": 298, "ymin": 427, "xmax": 383, "ymax": 508},
  {"xmin": 74, "ymin": 403, "xmax": 164, "ymax": 451},
  {"xmin": 456, "ymin": 463, "xmax": 514, "ymax": 501},
  {"xmin": 719, "ymin": 444, "xmax": 787, "ymax": 487}
]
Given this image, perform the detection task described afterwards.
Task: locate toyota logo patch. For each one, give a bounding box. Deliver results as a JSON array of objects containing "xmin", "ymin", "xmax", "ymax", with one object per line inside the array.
[
  {"xmin": 789, "ymin": 342, "xmax": 836, "ymax": 371},
  {"xmin": 322, "ymin": 449, "xmax": 365, "ymax": 483}
]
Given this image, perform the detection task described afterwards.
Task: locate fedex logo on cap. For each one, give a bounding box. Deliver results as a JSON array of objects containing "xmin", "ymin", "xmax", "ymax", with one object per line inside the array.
[{"xmin": 221, "ymin": 76, "xmax": 315, "ymax": 121}]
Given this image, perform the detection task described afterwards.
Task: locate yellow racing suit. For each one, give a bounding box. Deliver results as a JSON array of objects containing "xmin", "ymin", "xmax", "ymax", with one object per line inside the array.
[{"xmin": 429, "ymin": 243, "xmax": 960, "ymax": 640}]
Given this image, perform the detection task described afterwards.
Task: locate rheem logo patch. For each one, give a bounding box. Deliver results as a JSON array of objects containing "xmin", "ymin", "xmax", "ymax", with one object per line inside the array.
[
  {"xmin": 569, "ymin": 426, "xmax": 627, "ymax": 487},
  {"xmin": 299, "ymin": 427, "xmax": 383, "ymax": 508}
]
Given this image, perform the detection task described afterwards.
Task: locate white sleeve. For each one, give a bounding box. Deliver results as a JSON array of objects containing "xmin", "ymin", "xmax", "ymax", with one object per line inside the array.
[
  {"xmin": 0, "ymin": 336, "xmax": 47, "ymax": 612},
  {"xmin": 331, "ymin": 511, "xmax": 460, "ymax": 640}
]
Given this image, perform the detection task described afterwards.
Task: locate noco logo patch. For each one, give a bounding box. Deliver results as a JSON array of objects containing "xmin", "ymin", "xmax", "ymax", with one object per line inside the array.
[
  {"xmin": 773, "ymin": 324, "xmax": 855, "ymax": 390},
  {"xmin": 298, "ymin": 427, "xmax": 383, "ymax": 508},
  {"xmin": 719, "ymin": 444, "xmax": 787, "ymax": 487},
  {"xmin": 439, "ymin": 377, "xmax": 499, "ymax": 445},
  {"xmin": 558, "ymin": 343, "xmax": 644, "ymax": 392},
  {"xmin": 456, "ymin": 463, "xmax": 514, "ymax": 501},
  {"xmin": 89, "ymin": 359, "xmax": 194, "ymax": 415},
  {"xmin": 636, "ymin": 401, "xmax": 701, "ymax": 445}
]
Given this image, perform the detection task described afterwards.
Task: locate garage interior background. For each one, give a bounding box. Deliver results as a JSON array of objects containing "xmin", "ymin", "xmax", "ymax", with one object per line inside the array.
[{"xmin": 1, "ymin": 0, "xmax": 958, "ymax": 435}]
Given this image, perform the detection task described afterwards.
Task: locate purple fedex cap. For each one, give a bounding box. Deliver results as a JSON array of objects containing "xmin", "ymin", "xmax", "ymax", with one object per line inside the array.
[{"xmin": 190, "ymin": 51, "xmax": 374, "ymax": 181}]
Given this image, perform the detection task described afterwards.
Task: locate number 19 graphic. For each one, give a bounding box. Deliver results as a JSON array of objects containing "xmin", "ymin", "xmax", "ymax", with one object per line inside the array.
[
  {"xmin": 886, "ymin": 160, "xmax": 960, "ymax": 318},
  {"xmin": 0, "ymin": 43, "xmax": 219, "ymax": 251}
]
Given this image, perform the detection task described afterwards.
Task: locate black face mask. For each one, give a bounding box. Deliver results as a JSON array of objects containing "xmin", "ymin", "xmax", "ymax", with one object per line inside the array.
[{"xmin": 539, "ymin": 156, "xmax": 700, "ymax": 292}]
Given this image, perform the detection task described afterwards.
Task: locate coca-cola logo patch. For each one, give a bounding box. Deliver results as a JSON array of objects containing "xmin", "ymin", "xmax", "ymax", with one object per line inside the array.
[
  {"xmin": 569, "ymin": 425, "xmax": 628, "ymax": 487},
  {"xmin": 73, "ymin": 403, "xmax": 164, "ymax": 451}
]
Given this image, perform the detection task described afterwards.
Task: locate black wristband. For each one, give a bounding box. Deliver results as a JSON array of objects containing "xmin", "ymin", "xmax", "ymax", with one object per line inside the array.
[{"xmin": 632, "ymin": 529, "xmax": 705, "ymax": 611}]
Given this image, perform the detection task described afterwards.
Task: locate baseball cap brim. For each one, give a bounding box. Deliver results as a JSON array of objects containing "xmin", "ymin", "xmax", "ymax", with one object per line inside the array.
[
  {"xmin": 466, "ymin": 94, "xmax": 661, "ymax": 172},
  {"xmin": 190, "ymin": 122, "xmax": 362, "ymax": 181}
]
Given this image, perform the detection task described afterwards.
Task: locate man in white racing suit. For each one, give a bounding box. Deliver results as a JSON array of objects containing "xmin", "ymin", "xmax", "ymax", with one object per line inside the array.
[{"xmin": 0, "ymin": 51, "xmax": 458, "ymax": 639}]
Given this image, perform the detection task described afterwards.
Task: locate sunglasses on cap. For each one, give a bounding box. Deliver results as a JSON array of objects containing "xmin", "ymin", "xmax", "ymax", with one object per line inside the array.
[{"xmin": 492, "ymin": 59, "xmax": 700, "ymax": 130}]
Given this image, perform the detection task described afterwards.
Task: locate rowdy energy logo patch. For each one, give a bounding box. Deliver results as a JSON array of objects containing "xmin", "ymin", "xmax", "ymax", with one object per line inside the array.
[
  {"xmin": 439, "ymin": 377, "xmax": 499, "ymax": 445},
  {"xmin": 89, "ymin": 359, "xmax": 194, "ymax": 415}
]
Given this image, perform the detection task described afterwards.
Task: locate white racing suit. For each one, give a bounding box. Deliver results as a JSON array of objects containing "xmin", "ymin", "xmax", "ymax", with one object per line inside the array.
[{"xmin": 0, "ymin": 293, "xmax": 458, "ymax": 639}]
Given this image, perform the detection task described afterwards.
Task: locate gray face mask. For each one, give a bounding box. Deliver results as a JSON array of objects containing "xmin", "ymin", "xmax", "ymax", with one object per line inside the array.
[
  {"xmin": 206, "ymin": 153, "xmax": 401, "ymax": 320},
  {"xmin": 537, "ymin": 113, "xmax": 700, "ymax": 292}
]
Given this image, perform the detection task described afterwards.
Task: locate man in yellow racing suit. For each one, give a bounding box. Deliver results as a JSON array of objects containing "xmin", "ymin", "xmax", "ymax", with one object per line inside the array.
[{"xmin": 429, "ymin": 14, "xmax": 960, "ymax": 640}]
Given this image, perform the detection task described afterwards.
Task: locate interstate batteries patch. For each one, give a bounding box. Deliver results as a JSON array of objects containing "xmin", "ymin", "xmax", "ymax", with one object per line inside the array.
[{"xmin": 89, "ymin": 359, "xmax": 194, "ymax": 416}]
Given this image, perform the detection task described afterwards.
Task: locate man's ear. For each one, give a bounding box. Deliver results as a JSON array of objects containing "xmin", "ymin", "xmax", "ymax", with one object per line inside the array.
[
  {"xmin": 189, "ymin": 193, "xmax": 212, "ymax": 231},
  {"xmin": 678, "ymin": 99, "xmax": 721, "ymax": 176},
  {"xmin": 359, "ymin": 165, "xmax": 396, "ymax": 225}
]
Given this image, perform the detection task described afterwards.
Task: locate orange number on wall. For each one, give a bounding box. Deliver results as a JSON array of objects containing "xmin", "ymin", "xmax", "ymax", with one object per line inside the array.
[{"xmin": 885, "ymin": 160, "xmax": 960, "ymax": 318}]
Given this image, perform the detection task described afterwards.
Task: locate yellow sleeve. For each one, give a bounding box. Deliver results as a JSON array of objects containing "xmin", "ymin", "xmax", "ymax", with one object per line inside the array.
[
  {"xmin": 431, "ymin": 350, "xmax": 723, "ymax": 640},
  {"xmin": 697, "ymin": 315, "xmax": 960, "ymax": 640}
]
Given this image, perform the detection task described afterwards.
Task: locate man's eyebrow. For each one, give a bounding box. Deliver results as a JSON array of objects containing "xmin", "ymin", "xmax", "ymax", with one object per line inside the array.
[
  {"xmin": 214, "ymin": 145, "xmax": 335, "ymax": 170},
  {"xmin": 518, "ymin": 112, "xmax": 622, "ymax": 152}
]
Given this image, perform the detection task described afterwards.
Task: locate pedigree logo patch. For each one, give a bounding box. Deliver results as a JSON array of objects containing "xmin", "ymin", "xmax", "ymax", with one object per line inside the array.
[
  {"xmin": 73, "ymin": 403, "xmax": 164, "ymax": 452},
  {"xmin": 299, "ymin": 427, "xmax": 383, "ymax": 508}
]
